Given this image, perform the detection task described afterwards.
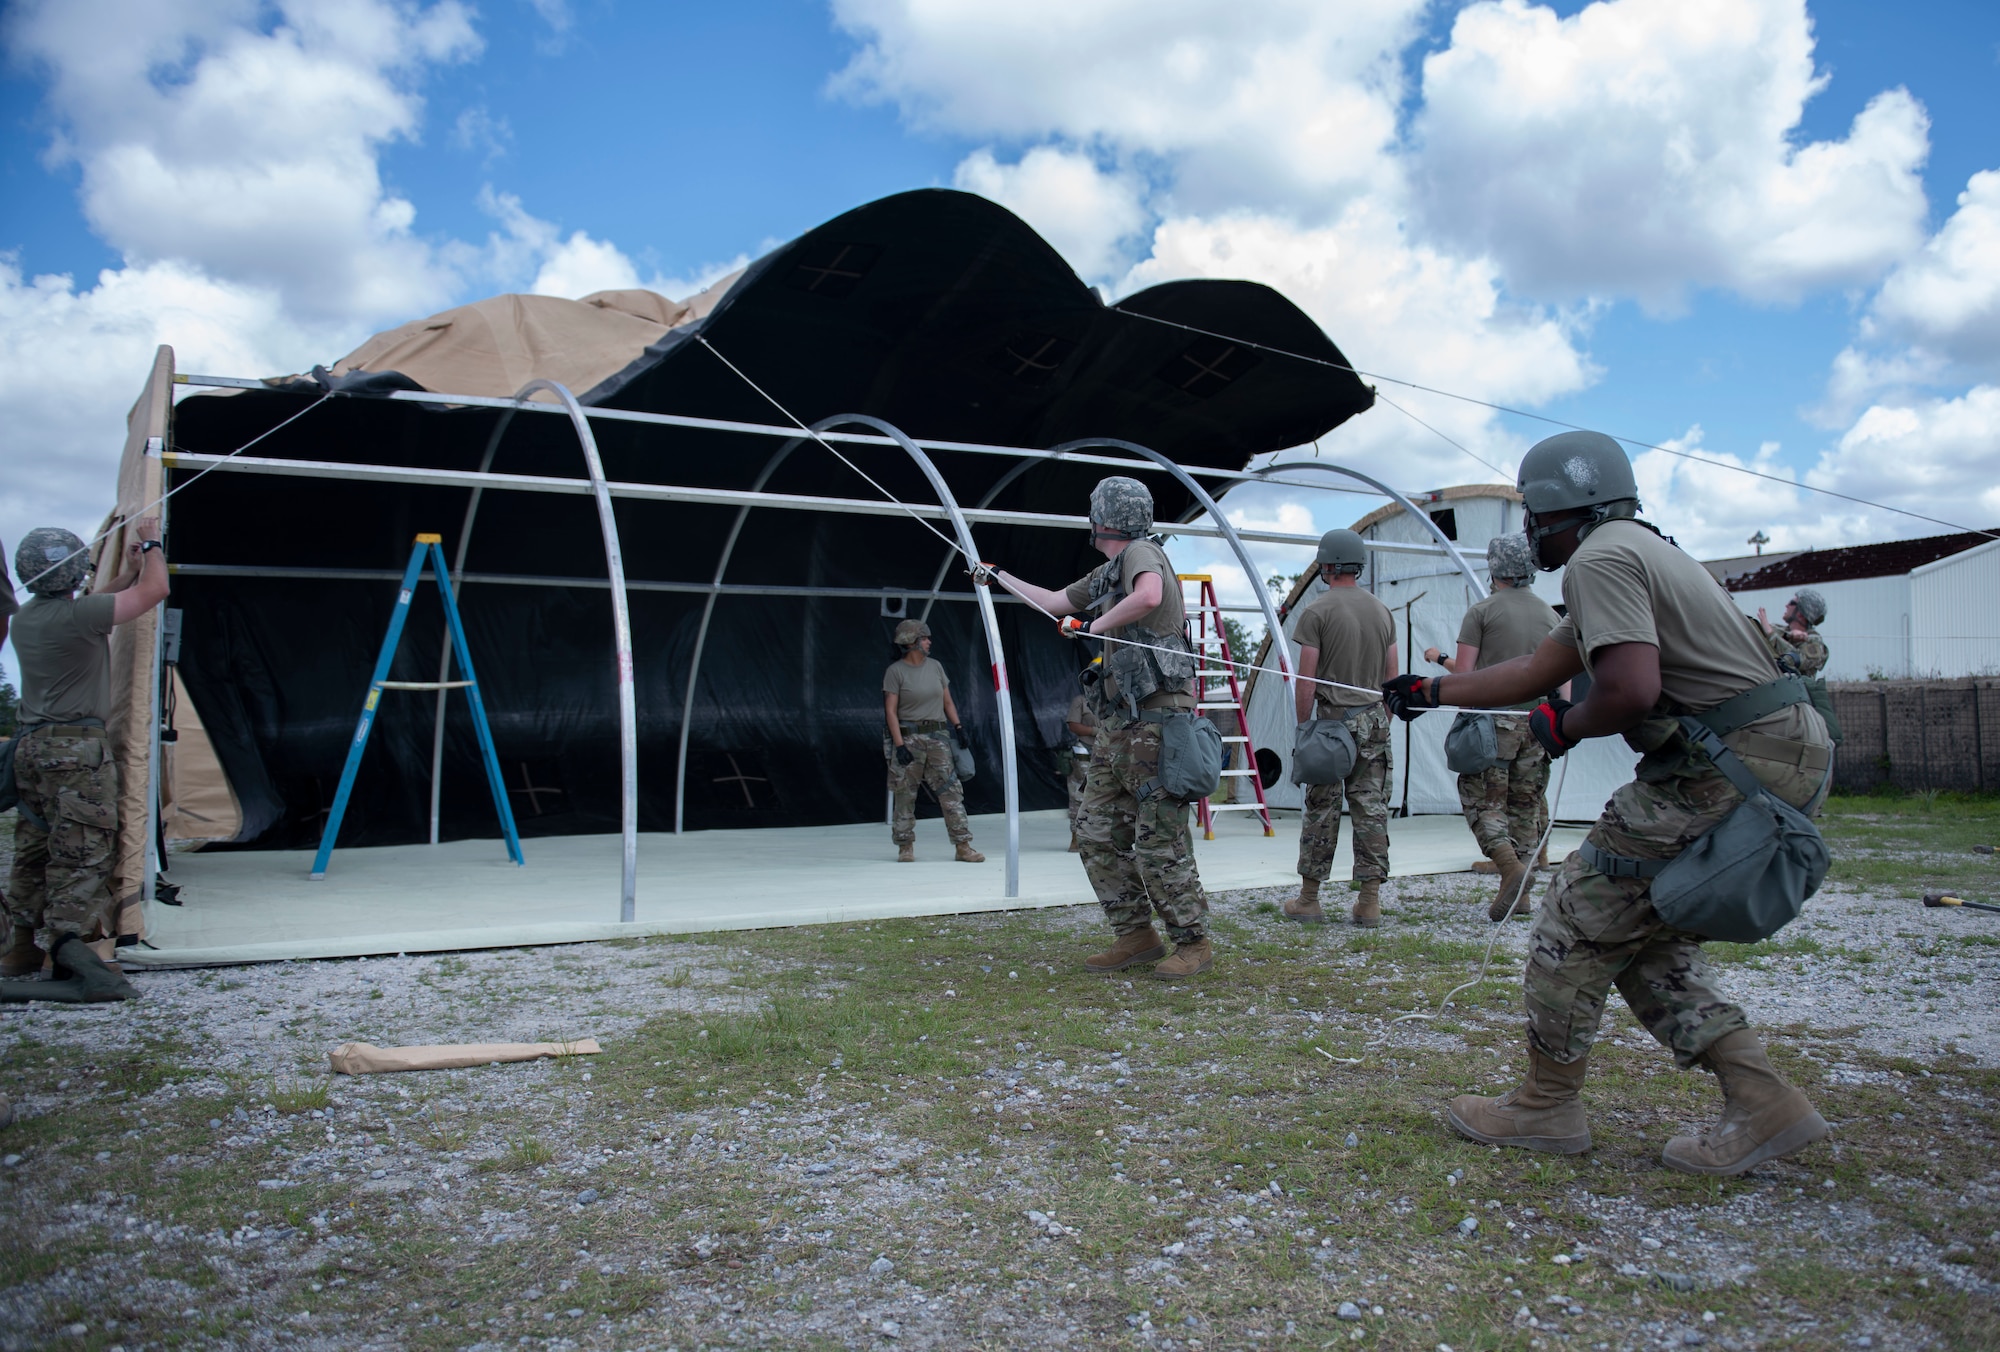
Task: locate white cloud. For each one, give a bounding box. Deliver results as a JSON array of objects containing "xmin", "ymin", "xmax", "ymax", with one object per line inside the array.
[
  {"xmin": 1412, "ymin": 0, "xmax": 1931, "ymax": 309},
  {"xmin": 1809, "ymin": 387, "xmax": 2000, "ymax": 533},
  {"xmin": 831, "ymin": 0, "xmax": 1423, "ymax": 216},
  {"xmin": 450, "ymin": 104, "xmax": 512, "ymax": 162},
  {"xmin": 952, "ymin": 147, "xmax": 1148, "ymax": 281},
  {"xmin": 7, "ymin": 0, "xmax": 481, "ymax": 324},
  {"xmin": 1868, "ymin": 169, "xmax": 2000, "ymax": 375}
]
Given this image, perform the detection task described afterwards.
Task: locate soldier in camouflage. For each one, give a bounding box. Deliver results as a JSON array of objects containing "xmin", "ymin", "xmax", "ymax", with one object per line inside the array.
[
  {"xmin": 1759, "ymin": 588, "xmax": 1829, "ymax": 678},
  {"xmin": 1060, "ymin": 685, "xmax": 1097, "ymax": 851},
  {"xmin": 881, "ymin": 618, "xmax": 983, "ymax": 864},
  {"xmin": 1385, "ymin": 432, "xmax": 1834, "ymax": 1178},
  {"xmin": 4, "ymin": 520, "xmax": 168, "ymax": 1002},
  {"xmin": 1285, "ymin": 529, "xmax": 1398, "ymax": 928},
  {"xmin": 976, "ymin": 476, "xmax": 1214, "ymax": 979}
]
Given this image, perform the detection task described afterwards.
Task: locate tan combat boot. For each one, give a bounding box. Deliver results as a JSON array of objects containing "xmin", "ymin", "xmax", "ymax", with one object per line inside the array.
[
  {"xmin": 954, "ymin": 841, "xmax": 986, "ymax": 863},
  {"xmin": 1662, "ymin": 1030, "xmax": 1830, "ymax": 1176},
  {"xmin": 1085, "ymin": 927, "xmax": 1166, "ymax": 973},
  {"xmin": 1283, "ymin": 876, "xmax": 1327, "ymax": 924},
  {"xmin": 1447, "ymin": 1046, "xmax": 1592, "ymax": 1154},
  {"xmin": 897, "ymin": 843, "xmax": 915, "ymax": 863},
  {"xmin": 1067, "ymin": 834, "xmax": 1082, "ymax": 852},
  {"xmin": 1535, "ymin": 844, "xmax": 1552, "ymax": 870},
  {"xmin": 1470, "ymin": 859, "xmax": 1500, "ymax": 875},
  {"xmin": 1350, "ymin": 881, "xmax": 1381, "ymax": 928},
  {"xmin": 1487, "ymin": 844, "xmax": 1532, "ymax": 922},
  {"xmin": 1, "ymin": 925, "xmax": 43, "ymax": 979},
  {"xmin": 1153, "ymin": 938, "xmax": 1213, "ymax": 980}
]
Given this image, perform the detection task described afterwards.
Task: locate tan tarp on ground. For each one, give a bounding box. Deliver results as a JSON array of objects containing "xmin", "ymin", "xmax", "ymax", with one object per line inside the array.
[
  {"xmin": 87, "ymin": 343, "xmax": 176, "ymax": 946},
  {"xmin": 321, "ymin": 274, "xmax": 742, "ymax": 400}
]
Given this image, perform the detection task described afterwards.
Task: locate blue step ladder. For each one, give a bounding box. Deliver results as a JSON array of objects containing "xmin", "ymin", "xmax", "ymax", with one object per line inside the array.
[{"xmin": 311, "ymin": 533, "xmax": 525, "ymax": 879}]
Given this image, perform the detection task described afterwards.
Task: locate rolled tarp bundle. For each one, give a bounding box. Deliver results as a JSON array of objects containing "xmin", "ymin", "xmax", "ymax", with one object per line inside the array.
[{"xmin": 329, "ymin": 1039, "xmax": 600, "ymax": 1074}]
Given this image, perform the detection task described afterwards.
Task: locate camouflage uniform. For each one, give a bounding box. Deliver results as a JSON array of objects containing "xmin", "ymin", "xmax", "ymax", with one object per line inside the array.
[
  {"xmin": 1076, "ymin": 717, "xmax": 1207, "ymax": 941},
  {"xmin": 1297, "ymin": 703, "xmax": 1393, "ymax": 884},
  {"xmin": 1766, "ymin": 626, "xmax": 1828, "ymax": 678},
  {"xmin": 1526, "ymin": 712, "xmax": 1827, "ymax": 1068},
  {"xmin": 1060, "ymin": 694, "xmax": 1095, "ymax": 837},
  {"xmin": 7, "ymin": 727, "xmax": 120, "ymax": 950},
  {"xmin": 884, "ymin": 732, "xmax": 972, "ymax": 847},
  {"xmin": 1455, "ymin": 718, "xmax": 1551, "ymax": 857}
]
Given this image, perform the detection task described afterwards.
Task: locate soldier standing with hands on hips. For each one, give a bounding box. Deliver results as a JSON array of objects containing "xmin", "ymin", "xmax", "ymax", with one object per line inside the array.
[
  {"xmin": 882, "ymin": 618, "xmax": 984, "ymax": 865},
  {"xmin": 973, "ymin": 476, "xmax": 1215, "ymax": 980},
  {"xmin": 1383, "ymin": 431, "xmax": 1834, "ymax": 1177}
]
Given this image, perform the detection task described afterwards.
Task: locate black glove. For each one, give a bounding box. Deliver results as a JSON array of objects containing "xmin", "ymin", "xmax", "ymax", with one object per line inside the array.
[
  {"xmin": 894, "ymin": 745, "xmax": 915, "ymax": 766},
  {"xmin": 1529, "ymin": 696, "xmax": 1576, "ymax": 758},
  {"xmin": 950, "ymin": 724, "xmax": 968, "ymax": 747},
  {"xmin": 1380, "ymin": 674, "xmax": 1439, "ymax": 722}
]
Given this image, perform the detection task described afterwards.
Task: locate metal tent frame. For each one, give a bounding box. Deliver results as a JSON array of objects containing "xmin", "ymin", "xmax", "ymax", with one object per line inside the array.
[{"xmin": 161, "ymin": 372, "xmax": 1468, "ymax": 919}]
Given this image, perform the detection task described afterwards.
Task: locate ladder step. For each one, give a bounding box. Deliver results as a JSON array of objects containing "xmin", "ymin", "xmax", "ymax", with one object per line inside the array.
[
  {"xmin": 377, "ymin": 679, "xmax": 475, "ymax": 691},
  {"xmin": 1221, "ymin": 735, "xmax": 1249, "ymax": 743},
  {"xmin": 1218, "ymin": 768, "xmax": 1257, "ymax": 777},
  {"xmin": 1205, "ymin": 802, "xmax": 1271, "ymax": 811},
  {"xmin": 1195, "ymin": 701, "xmax": 1238, "ymax": 710}
]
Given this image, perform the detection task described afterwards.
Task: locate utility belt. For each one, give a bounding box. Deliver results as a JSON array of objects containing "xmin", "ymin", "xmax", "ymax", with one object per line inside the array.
[
  {"xmin": 899, "ymin": 720, "xmax": 950, "ymax": 736},
  {"xmin": 1579, "ymin": 675, "xmax": 1831, "ymax": 943},
  {"xmin": 27, "ymin": 723, "xmax": 109, "ymax": 741},
  {"xmin": 0, "ymin": 718, "xmax": 106, "ymax": 823}
]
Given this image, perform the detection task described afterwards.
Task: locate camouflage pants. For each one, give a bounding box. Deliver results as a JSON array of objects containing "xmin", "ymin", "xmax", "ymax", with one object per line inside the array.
[
  {"xmin": 1063, "ymin": 756, "xmax": 1089, "ymax": 835},
  {"xmin": 1298, "ymin": 704, "xmax": 1393, "ymax": 884},
  {"xmin": 884, "ymin": 733, "xmax": 972, "ymax": 845},
  {"xmin": 1526, "ymin": 736, "xmax": 1827, "ymax": 1068},
  {"xmin": 1076, "ymin": 719, "xmax": 1208, "ymax": 943},
  {"xmin": 1456, "ymin": 718, "xmax": 1551, "ymax": 858},
  {"xmin": 6, "ymin": 728, "xmax": 120, "ymax": 950}
]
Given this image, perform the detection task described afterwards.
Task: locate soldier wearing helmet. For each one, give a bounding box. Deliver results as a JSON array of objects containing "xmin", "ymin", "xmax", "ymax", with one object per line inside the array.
[
  {"xmin": 881, "ymin": 617, "xmax": 983, "ymax": 865},
  {"xmin": 973, "ymin": 475, "xmax": 1214, "ymax": 979},
  {"xmin": 1282, "ymin": 528, "xmax": 1399, "ymax": 928},
  {"xmin": 1380, "ymin": 430, "xmax": 1834, "ymax": 1179},
  {"xmin": 4, "ymin": 518, "xmax": 169, "ymax": 1000},
  {"xmin": 1757, "ymin": 587, "xmax": 1829, "ymax": 679},
  {"xmin": 1422, "ymin": 532, "xmax": 1562, "ymax": 919}
]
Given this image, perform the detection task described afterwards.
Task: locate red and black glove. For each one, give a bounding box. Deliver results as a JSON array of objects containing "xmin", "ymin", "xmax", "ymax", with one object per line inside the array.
[
  {"xmin": 1529, "ymin": 696, "xmax": 1576, "ymax": 758},
  {"xmin": 1058, "ymin": 616, "xmax": 1090, "ymax": 640},
  {"xmin": 1381, "ymin": 674, "xmax": 1439, "ymax": 722},
  {"xmin": 967, "ymin": 561, "xmax": 999, "ymax": 586}
]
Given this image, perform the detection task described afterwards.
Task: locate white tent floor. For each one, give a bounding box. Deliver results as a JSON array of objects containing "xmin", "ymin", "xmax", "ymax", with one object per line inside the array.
[{"xmin": 129, "ymin": 809, "xmax": 1589, "ymax": 967}]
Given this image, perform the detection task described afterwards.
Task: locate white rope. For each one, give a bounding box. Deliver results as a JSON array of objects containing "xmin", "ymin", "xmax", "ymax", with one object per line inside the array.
[
  {"xmin": 11, "ymin": 391, "xmax": 334, "ymax": 597},
  {"xmin": 695, "ymin": 335, "xmax": 1530, "ymax": 716}
]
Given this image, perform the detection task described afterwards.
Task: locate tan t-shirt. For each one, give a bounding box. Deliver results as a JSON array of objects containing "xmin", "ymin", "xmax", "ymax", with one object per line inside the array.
[
  {"xmin": 1064, "ymin": 538, "xmax": 1193, "ymax": 709},
  {"xmin": 883, "ymin": 655, "xmax": 951, "ymax": 725},
  {"xmin": 1551, "ymin": 519, "xmax": 1786, "ymax": 715},
  {"xmin": 1293, "ymin": 585, "xmax": 1395, "ymax": 711},
  {"xmin": 14, "ymin": 593, "xmax": 117, "ymax": 725},
  {"xmin": 1459, "ymin": 584, "xmax": 1560, "ymax": 708}
]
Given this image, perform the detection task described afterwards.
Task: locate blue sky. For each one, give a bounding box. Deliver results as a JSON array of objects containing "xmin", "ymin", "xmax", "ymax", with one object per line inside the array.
[{"xmin": 3, "ymin": 0, "xmax": 1999, "ymax": 646}]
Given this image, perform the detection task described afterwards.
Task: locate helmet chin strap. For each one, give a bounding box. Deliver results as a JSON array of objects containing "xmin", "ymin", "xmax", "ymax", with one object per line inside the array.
[{"xmin": 1524, "ymin": 500, "xmax": 1635, "ymax": 570}]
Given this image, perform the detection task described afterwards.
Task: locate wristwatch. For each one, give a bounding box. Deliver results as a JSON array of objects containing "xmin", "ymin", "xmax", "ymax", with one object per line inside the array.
[{"xmin": 137, "ymin": 540, "xmax": 163, "ymax": 554}]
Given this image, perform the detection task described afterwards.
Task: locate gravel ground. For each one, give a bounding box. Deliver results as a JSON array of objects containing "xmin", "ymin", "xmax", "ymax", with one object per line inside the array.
[{"xmin": 1, "ymin": 803, "xmax": 1996, "ymax": 1350}]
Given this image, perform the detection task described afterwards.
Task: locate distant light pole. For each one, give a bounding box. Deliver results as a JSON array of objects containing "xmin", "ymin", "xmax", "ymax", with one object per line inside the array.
[{"xmin": 1747, "ymin": 530, "xmax": 1770, "ymax": 556}]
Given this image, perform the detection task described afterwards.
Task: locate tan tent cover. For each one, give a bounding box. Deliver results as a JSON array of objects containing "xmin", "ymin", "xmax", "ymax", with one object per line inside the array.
[
  {"xmin": 330, "ymin": 1039, "xmax": 601, "ymax": 1074},
  {"xmin": 322, "ymin": 276, "xmax": 742, "ymax": 400}
]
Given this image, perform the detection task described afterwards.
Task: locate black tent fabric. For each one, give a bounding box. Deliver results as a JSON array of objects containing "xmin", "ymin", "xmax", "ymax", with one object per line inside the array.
[{"xmin": 167, "ymin": 189, "xmax": 1373, "ymax": 849}]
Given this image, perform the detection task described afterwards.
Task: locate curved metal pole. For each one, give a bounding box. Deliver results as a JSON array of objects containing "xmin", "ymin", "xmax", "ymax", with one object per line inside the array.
[
  {"xmin": 672, "ymin": 433, "xmax": 812, "ymax": 834},
  {"xmin": 1255, "ymin": 460, "xmax": 1487, "ymax": 599},
  {"xmin": 1048, "ymin": 439, "xmax": 1295, "ymax": 691},
  {"xmin": 429, "ymin": 408, "xmax": 522, "ymax": 845},
  {"xmin": 816, "ymin": 413, "xmax": 1023, "ymax": 899},
  {"xmin": 918, "ymin": 456, "xmax": 1043, "ymax": 623},
  {"xmin": 515, "ymin": 379, "xmax": 639, "ymax": 922}
]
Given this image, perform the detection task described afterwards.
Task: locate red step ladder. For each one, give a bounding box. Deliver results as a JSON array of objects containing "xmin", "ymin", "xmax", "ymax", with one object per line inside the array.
[{"xmin": 1179, "ymin": 574, "xmax": 1274, "ymax": 839}]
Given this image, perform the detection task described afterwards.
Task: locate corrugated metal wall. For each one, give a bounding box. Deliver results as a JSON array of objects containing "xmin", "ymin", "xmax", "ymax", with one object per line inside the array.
[{"xmin": 1910, "ymin": 540, "xmax": 2000, "ymax": 678}]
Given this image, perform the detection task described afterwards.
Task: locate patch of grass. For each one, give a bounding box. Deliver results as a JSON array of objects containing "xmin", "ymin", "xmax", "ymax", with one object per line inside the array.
[
  {"xmin": 479, "ymin": 1134, "xmax": 555, "ymax": 1172},
  {"xmin": 267, "ymin": 1079, "xmax": 331, "ymax": 1114}
]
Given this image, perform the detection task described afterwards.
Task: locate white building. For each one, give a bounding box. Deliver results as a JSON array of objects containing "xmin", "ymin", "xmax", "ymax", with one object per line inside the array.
[{"xmin": 1725, "ymin": 529, "xmax": 2000, "ymax": 680}]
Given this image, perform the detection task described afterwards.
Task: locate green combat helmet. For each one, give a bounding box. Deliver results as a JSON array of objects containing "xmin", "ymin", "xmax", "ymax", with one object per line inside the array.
[
  {"xmin": 893, "ymin": 618, "xmax": 932, "ymax": 648},
  {"xmin": 1315, "ymin": 528, "xmax": 1367, "ymax": 578},
  {"xmin": 1486, "ymin": 532, "xmax": 1535, "ymax": 584},
  {"xmin": 16, "ymin": 526, "xmax": 92, "ymax": 595},
  {"xmin": 1088, "ymin": 476, "xmax": 1153, "ymax": 541},
  {"xmin": 1515, "ymin": 430, "xmax": 1640, "ymax": 570},
  {"xmin": 1791, "ymin": 588, "xmax": 1827, "ymax": 626}
]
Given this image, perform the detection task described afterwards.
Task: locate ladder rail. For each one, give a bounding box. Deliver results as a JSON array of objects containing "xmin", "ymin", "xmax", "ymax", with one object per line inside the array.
[{"xmin": 1178, "ymin": 574, "xmax": 1274, "ymax": 839}]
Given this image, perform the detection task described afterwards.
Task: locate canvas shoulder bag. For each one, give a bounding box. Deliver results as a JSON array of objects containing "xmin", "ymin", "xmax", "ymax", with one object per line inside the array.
[
  {"xmin": 951, "ymin": 742, "xmax": 976, "ymax": 782},
  {"xmin": 1142, "ymin": 709, "xmax": 1224, "ymax": 802},
  {"xmin": 1444, "ymin": 710, "xmax": 1502, "ymax": 775},
  {"xmin": 1292, "ymin": 712, "xmax": 1358, "ymax": 786},
  {"xmin": 1579, "ymin": 716, "xmax": 1830, "ymax": 944}
]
